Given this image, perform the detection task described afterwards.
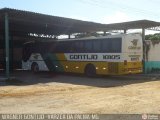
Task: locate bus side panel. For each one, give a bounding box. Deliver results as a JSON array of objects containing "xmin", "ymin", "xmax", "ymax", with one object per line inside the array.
[
  {"xmin": 56, "ymin": 54, "xmax": 121, "ymax": 75},
  {"xmin": 55, "ymin": 53, "xmax": 109, "ymax": 74},
  {"xmin": 53, "ymin": 53, "xmax": 142, "ymax": 75}
]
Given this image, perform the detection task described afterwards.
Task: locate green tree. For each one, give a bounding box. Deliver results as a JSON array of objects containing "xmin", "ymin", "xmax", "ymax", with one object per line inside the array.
[{"xmin": 145, "ymin": 33, "xmax": 160, "ymax": 40}]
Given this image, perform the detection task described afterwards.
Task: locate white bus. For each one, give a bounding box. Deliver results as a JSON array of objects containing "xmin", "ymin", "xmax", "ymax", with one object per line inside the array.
[{"xmin": 22, "ymin": 33, "xmax": 143, "ymax": 76}]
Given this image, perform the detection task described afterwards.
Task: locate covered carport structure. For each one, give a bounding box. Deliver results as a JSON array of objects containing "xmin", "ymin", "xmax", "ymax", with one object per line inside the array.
[
  {"xmin": 0, "ymin": 8, "xmax": 108, "ymax": 79},
  {"xmin": 1, "ymin": 8, "xmax": 160, "ymax": 79}
]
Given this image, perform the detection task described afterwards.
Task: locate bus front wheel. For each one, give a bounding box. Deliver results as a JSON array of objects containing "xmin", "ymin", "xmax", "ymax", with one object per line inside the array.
[
  {"xmin": 31, "ymin": 62, "xmax": 39, "ymax": 73},
  {"xmin": 84, "ymin": 64, "xmax": 96, "ymax": 77}
]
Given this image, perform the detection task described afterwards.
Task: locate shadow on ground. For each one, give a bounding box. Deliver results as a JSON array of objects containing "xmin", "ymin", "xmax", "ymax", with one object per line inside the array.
[{"xmin": 0, "ymin": 70, "xmax": 159, "ymax": 88}]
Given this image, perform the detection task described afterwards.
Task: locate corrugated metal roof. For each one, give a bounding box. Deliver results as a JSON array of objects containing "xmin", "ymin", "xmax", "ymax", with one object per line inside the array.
[
  {"xmin": 0, "ymin": 8, "xmax": 107, "ymax": 35},
  {"xmin": 105, "ymin": 20, "xmax": 160, "ymax": 30},
  {"xmin": 0, "ymin": 8, "xmax": 160, "ymax": 36}
]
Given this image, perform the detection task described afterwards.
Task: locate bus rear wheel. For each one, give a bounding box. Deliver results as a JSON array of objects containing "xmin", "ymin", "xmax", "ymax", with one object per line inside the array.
[
  {"xmin": 85, "ymin": 64, "xmax": 96, "ymax": 77},
  {"xmin": 31, "ymin": 62, "xmax": 39, "ymax": 73}
]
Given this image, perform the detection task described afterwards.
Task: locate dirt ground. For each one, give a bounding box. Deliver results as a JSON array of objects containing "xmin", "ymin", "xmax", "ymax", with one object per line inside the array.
[{"xmin": 0, "ymin": 71, "xmax": 160, "ymax": 114}]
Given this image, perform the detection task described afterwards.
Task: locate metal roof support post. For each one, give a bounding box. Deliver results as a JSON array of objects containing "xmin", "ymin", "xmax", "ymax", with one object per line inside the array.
[
  {"xmin": 5, "ymin": 13, "xmax": 10, "ymax": 79},
  {"xmin": 142, "ymin": 28, "xmax": 146, "ymax": 74},
  {"xmin": 124, "ymin": 29, "xmax": 127, "ymax": 34},
  {"xmin": 68, "ymin": 34, "xmax": 71, "ymax": 39}
]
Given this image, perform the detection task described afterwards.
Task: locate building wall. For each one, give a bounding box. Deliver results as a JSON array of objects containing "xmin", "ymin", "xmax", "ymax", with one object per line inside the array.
[{"xmin": 145, "ymin": 40, "xmax": 160, "ymax": 73}]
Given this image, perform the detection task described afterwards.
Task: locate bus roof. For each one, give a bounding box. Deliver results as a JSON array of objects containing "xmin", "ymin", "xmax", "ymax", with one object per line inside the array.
[
  {"xmin": 55, "ymin": 33, "xmax": 141, "ymax": 42},
  {"xmin": 23, "ymin": 33, "xmax": 141, "ymax": 44}
]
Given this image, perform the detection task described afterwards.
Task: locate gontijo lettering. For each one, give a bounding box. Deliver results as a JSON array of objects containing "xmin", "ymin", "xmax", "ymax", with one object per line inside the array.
[
  {"xmin": 69, "ymin": 54, "xmax": 120, "ymax": 60},
  {"xmin": 70, "ymin": 55, "xmax": 98, "ymax": 60}
]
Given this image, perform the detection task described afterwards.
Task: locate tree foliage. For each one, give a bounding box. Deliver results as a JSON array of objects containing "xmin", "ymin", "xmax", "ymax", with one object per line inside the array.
[{"xmin": 145, "ymin": 33, "xmax": 160, "ymax": 40}]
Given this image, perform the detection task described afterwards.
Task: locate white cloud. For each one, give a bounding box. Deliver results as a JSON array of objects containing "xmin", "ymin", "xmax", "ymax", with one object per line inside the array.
[{"xmin": 101, "ymin": 11, "xmax": 131, "ymax": 24}]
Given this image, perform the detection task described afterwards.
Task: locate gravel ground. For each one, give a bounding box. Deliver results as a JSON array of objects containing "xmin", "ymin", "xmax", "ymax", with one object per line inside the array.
[{"xmin": 0, "ymin": 71, "xmax": 160, "ymax": 114}]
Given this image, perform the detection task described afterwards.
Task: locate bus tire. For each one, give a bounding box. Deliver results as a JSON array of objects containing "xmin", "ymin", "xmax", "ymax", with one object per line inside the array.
[
  {"xmin": 31, "ymin": 62, "xmax": 39, "ymax": 73},
  {"xmin": 84, "ymin": 64, "xmax": 96, "ymax": 77}
]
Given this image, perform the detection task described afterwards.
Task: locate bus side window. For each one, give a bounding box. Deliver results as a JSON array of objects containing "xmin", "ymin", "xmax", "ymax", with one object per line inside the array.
[
  {"xmin": 110, "ymin": 38, "xmax": 122, "ymax": 53},
  {"xmin": 102, "ymin": 39, "xmax": 111, "ymax": 53},
  {"xmin": 78, "ymin": 41, "xmax": 84, "ymax": 53},
  {"xmin": 68, "ymin": 41, "xmax": 75, "ymax": 53},
  {"xmin": 84, "ymin": 40, "xmax": 93, "ymax": 53},
  {"xmin": 93, "ymin": 40, "xmax": 101, "ymax": 53},
  {"xmin": 47, "ymin": 43, "xmax": 56, "ymax": 53},
  {"xmin": 73, "ymin": 41, "xmax": 84, "ymax": 53},
  {"xmin": 22, "ymin": 43, "xmax": 34, "ymax": 62},
  {"xmin": 63, "ymin": 42, "xmax": 72, "ymax": 53},
  {"xmin": 55, "ymin": 42, "xmax": 63, "ymax": 53},
  {"xmin": 56, "ymin": 41, "xmax": 73, "ymax": 53}
]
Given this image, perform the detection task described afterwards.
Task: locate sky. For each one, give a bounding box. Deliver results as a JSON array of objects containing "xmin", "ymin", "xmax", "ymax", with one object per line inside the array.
[{"xmin": 1, "ymin": 0, "xmax": 160, "ymax": 34}]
